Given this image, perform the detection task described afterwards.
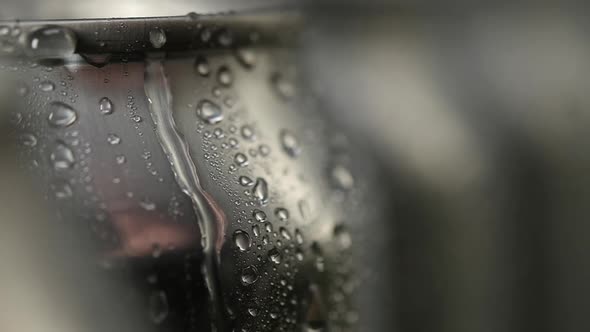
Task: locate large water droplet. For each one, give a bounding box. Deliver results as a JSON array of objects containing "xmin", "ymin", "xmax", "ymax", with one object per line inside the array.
[
  {"xmin": 149, "ymin": 291, "xmax": 169, "ymax": 324},
  {"xmin": 280, "ymin": 129, "xmax": 301, "ymax": 158},
  {"xmin": 233, "ymin": 230, "xmax": 251, "ymax": 251},
  {"xmin": 27, "ymin": 26, "xmax": 77, "ymax": 58},
  {"xmin": 330, "ymin": 165, "xmax": 354, "ymax": 191},
  {"xmin": 47, "ymin": 102, "xmax": 77, "ymax": 128},
  {"xmin": 99, "ymin": 97, "xmax": 114, "ymax": 115},
  {"xmin": 196, "ymin": 99, "xmax": 223, "ymax": 124},
  {"xmin": 50, "ymin": 141, "xmax": 75, "ymax": 170},
  {"xmin": 252, "ymin": 177, "xmax": 269, "ymax": 204},
  {"xmin": 194, "ymin": 55, "xmax": 210, "ymax": 76},
  {"xmin": 241, "ymin": 265, "xmax": 259, "ymax": 285},
  {"xmin": 149, "ymin": 28, "xmax": 167, "ymax": 49}
]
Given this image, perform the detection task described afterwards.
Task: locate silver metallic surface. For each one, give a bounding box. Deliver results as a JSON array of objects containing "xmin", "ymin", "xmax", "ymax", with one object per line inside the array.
[{"xmin": 1, "ymin": 13, "xmax": 392, "ymax": 331}]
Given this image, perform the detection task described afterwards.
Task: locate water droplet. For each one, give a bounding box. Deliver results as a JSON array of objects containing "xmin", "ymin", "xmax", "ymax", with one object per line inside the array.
[
  {"xmin": 38, "ymin": 80, "xmax": 55, "ymax": 92},
  {"xmin": 295, "ymin": 229, "xmax": 304, "ymax": 245},
  {"xmin": 252, "ymin": 224, "xmax": 260, "ymax": 237},
  {"xmin": 275, "ymin": 208, "xmax": 289, "ymax": 222},
  {"xmin": 217, "ymin": 29, "xmax": 233, "ymax": 47},
  {"xmin": 81, "ymin": 53, "xmax": 112, "ymax": 67},
  {"xmin": 253, "ymin": 209, "xmax": 267, "ymax": 222},
  {"xmin": 107, "ymin": 134, "xmax": 121, "ymax": 145},
  {"xmin": 259, "ymin": 144, "xmax": 271, "ymax": 156},
  {"xmin": 19, "ymin": 133, "xmax": 38, "ymax": 147},
  {"xmin": 235, "ymin": 48, "xmax": 257, "ymax": 68},
  {"xmin": 252, "ymin": 177, "xmax": 269, "ymax": 204},
  {"xmin": 271, "ymin": 72, "xmax": 296, "ymax": 100},
  {"xmin": 233, "ymin": 230, "xmax": 251, "ymax": 251},
  {"xmin": 234, "ymin": 152, "xmax": 248, "ymax": 167},
  {"xmin": 196, "ymin": 99, "xmax": 223, "ymax": 124},
  {"xmin": 280, "ymin": 129, "xmax": 301, "ymax": 158},
  {"xmin": 334, "ymin": 224, "xmax": 352, "ymax": 249},
  {"xmin": 194, "ymin": 55, "xmax": 210, "ymax": 76},
  {"xmin": 213, "ymin": 128, "xmax": 224, "ymax": 139},
  {"xmin": 248, "ymin": 308, "xmax": 259, "ymax": 317},
  {"xmin": 27, "ymin": 26, "xmax": 77, "ymax": 58},
  {"xmin": 241, "ymin": 265, "xmax": 259, "ymax": 285},
  {"xmin": 268, "ymin": 247, "xmax": 282, "ymax": 264},
  {"xmin": 239, "ymin": 176, "xmax": 253, "ymax": 187},
  {"xmin": 330, "ymin": 165, "xmax": 354, "ymax": 191},
  {"xmin": 0, "ymin": 26, "xmax": 11, "ymax": 36},
  {"xmin": 295, "ymin": 249, "xmax": 304, "ymax": 261},
  {"xmin": 149, "ymin": 291, "xmax": 169, "ymax": 324},
  {"xmin": 241, "ymin": 125, "xmax": 255, "ymax": 140},
  {"xmin": 217, "ymin": 66, "xmax": 233, "ymax": 86},
  {"xmin": 140, "ymin": 198, "xmax": 156, "ymax": 211},
  {"xmin": 116, "ymin": 155, "xmax": 127, "ymax": 164},
  {"xmin": 99, "ymin": 97, "xmax": 114, "ymax": 115},
  {"xmin": 47, "ymin": 102, "xmax": 77, "ymax": 127},
  {"xmin": 149, "ymin": 28, "xmax": 167, "ymax": 49},
  {"xmin": 311, "ymin": 243, "xmax": 325, "ymax": 271},
  {"xmin": 131, "ymin": 115, "xmax": 142, "ymax": 123},
  {"xmin": 200, "ymin": 27, "xmax": 212, "ymax": 42},
  {"xmin": 51, "ymin": 180, "xmax": 72, "ymax": 199},
  {"xmin": 50, "ymin": 141, "xmax": 75, "ymax": 170},
  {"xmin": 279, "ymin": 227, "xmax": 292, "ymax": 240}
]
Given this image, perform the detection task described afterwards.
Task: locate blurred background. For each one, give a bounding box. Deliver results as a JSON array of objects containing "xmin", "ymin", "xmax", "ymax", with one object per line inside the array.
[{"xmin": 1, "ymin": 2, "xmax": 590, "ymax": 332}]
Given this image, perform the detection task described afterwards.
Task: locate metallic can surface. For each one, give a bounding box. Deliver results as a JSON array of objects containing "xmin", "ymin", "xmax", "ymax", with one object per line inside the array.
[{"xmin": 1, "ymin": 15, "xmax": 393, "ymax": 332}]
